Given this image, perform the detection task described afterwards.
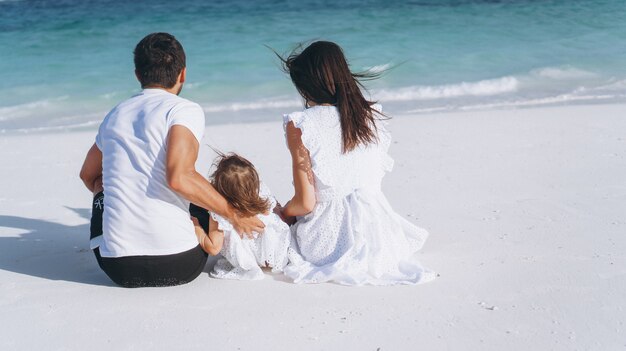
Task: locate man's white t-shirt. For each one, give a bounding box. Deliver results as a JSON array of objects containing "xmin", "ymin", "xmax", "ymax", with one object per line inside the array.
[{"xmin": 93, "ymin": 88, "xmax": 205, "ymax": 258}]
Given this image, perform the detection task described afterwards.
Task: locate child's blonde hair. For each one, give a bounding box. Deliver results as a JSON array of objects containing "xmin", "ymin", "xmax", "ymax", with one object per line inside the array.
[{"xmin": 210, "ymin": 153, "xmax": 270, "ymax": 217}]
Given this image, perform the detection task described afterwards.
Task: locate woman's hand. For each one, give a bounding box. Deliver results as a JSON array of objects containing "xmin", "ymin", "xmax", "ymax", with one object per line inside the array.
[{"xmin": 274, "ymin": 202, "xmax": 296, "ymax": 226}]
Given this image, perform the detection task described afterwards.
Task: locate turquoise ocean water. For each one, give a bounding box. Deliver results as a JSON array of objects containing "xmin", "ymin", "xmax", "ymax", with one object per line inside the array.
[{"xmin": 1, "ymin": 0, "xmax": 625, "ymax": 133}]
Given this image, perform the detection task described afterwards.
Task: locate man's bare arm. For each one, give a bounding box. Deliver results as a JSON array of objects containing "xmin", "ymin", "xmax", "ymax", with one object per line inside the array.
[
  {"xmin": 165, "ymin": 125, "xmax": 264, "ymax": 235},
  {"xmin": 79, "ymin": 143, "xmax": 103, "ymax": 194}
]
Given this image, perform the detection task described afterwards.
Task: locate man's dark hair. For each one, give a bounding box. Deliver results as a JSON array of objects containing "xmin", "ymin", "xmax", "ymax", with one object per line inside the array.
[{"xmin": 133, "ymin": 33, "xmax": 186, "ymax": 89}]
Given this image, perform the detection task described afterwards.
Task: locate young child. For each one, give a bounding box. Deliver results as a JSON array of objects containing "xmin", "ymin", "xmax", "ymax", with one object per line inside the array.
[{"xmin": 193, "ymin": 153, "xmax": 291, "ymax": 280}]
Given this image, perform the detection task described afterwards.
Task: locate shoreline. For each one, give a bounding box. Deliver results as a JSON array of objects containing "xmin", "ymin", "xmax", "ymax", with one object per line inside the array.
[{"xmin": 2, "ymin": 100, "xmax": 626, "ymax": 137}]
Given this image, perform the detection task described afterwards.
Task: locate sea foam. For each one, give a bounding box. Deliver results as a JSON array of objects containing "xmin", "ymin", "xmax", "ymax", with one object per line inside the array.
[
  {"xmin": 0, "ymin": 96, "xmax": 69, "ymax": 121},
  {"xmin": 373, "ymin": 77, "xmax": 519, "ymax": 101},
  {"xmin": 202, "ymin": 98, "xmax": 301, "ymax": 113}
]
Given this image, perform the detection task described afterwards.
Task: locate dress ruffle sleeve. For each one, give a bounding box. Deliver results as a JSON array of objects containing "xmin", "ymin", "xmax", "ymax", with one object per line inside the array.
[{"xmin": 283, "ymin": 111, "xmax": 335, "ymax": 187}]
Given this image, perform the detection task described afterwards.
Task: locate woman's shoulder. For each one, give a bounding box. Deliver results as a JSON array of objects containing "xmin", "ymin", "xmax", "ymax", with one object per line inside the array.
[
  {"xmin": 282, "ymin": 109, "xmax": 323, "ymax": 152},
  {"xmin": 282, "ymin": 110, "xmax": 307, "ymax": 129},
  {"xmin": 283, "ymin": 104, "xmax": 381, "ymax": 125},
  {"xmin": 283, "ymin": 106, "xmax": 341, "ymax": 126}
]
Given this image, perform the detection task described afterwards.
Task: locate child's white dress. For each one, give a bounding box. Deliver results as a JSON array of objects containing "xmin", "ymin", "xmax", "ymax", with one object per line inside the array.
[
  {"xmin": 210, "ymin": 183, "xmax": 291, "ymax": 280},
  {"xmin": 283, "ymin": 105, "xmax": 436, "ymax": 285}
]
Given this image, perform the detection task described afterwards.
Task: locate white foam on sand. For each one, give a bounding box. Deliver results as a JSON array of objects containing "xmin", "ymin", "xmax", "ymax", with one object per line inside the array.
[{"xmin": 0, "ymin": 104, "xmax": 624, "ymax": 350}]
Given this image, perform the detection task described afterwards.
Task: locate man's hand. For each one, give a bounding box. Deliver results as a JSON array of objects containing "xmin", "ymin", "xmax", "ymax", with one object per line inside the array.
[
  {"xmin": 165, "ymin": 126, "xmax": 266, "ymax": 238},
  {"xmin": 230, "ymin": 212, "xmax": 265, "ymax": 239}
]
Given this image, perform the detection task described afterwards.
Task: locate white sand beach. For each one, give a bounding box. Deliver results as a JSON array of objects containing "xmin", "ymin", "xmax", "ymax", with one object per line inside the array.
[{"xmin": 0, "ymin": 103, "xmax": 624, "ymax": 350}]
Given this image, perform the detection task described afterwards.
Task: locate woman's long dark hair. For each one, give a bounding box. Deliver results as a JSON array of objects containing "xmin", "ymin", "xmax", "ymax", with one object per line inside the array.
[{"xmin": 276, "ymin": 41, "xmax": 384, "ymax": 153}]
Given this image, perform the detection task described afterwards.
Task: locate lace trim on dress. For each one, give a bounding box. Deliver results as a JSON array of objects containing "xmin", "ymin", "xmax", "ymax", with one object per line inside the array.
[{"xmin": 210, "ymin": 212, "xmax": 234, "ymax": 232}]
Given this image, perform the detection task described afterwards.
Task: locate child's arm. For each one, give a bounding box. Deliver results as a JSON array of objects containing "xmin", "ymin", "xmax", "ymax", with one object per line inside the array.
[{"xmin": 192, "ymin": 216, "xmax": 224, "ymax": 256}]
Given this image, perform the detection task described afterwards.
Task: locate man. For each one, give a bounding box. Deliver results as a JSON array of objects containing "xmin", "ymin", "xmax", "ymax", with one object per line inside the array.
[{"xmin": 79, "ymin": 33, "xmax": 264, "ymax": 288}]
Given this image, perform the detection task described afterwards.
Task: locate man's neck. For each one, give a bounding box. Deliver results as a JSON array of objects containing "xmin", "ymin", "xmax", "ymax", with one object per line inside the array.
[{"xmin": 142, "ymin": 85, "xmax": 181, "ymax": 95}]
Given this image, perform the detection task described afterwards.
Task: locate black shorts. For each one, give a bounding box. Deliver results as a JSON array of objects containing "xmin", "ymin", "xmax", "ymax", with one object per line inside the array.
[
  {"xmin": 92, "ymin": 245, "xmax": 208, "ymax": 288},
  {"xmin": 90, "ymin": 192, "xmax": 209, "ymax": 288}
]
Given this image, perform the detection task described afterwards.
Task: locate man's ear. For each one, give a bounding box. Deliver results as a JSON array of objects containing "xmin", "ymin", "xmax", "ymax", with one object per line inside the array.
[
  {"xmin": 135, "ymin": 69, "xmax": 143, "ymax": 85},
  {"xmin": 179, "ymin": 67, "xmax": 187, "ymax": 84}
]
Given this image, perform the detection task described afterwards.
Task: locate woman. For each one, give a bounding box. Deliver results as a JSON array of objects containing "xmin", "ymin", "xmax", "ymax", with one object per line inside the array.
[{"xmin": 277, "ymin": 41, "xmax": 435, "ymax": 285}]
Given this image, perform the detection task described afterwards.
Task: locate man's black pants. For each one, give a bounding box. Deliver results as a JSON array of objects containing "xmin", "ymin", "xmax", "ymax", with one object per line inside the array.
[{"xmin": 90, "ymin": 192, "xmax": 209, "ymax": 288}]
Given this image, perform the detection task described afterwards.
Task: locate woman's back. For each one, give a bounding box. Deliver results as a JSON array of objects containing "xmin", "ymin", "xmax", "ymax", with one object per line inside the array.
[
  {"xmin": 278, "ymin": 40, "xmax": 433, "ymax": 285},
  {"xmin": 283, "ymin": 105, "xmax": 392, "ymax": 202},
  {"xmin": 283, "ymin": 105, "xmax": 434, "ymax": 285}
]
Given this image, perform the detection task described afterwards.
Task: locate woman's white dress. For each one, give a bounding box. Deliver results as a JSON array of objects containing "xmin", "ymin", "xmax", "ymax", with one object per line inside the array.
[
  {"xmin": 210, "ymin": 183, "xmax": 291, "ymax": 280},
  {"xmin": 283, "ymin": 105, "xmax": 435, "ymax": 285}
]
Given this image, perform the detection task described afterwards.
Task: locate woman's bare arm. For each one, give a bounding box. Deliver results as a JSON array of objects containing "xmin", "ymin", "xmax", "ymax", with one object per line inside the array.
[{"xmin": 281, "ymin": 121, "xmax": 316, "ymax": 218}]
